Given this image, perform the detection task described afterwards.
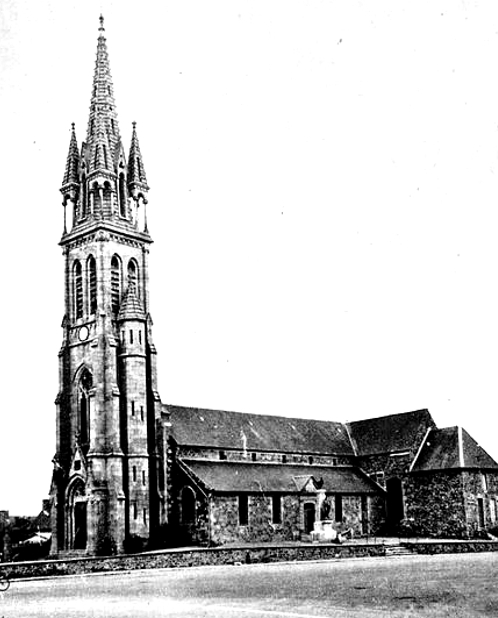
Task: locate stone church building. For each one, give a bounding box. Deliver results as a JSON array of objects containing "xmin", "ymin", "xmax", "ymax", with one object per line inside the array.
[{"xmin": 49, "ymin": 18, "xmax": 498, "ymax": 556}]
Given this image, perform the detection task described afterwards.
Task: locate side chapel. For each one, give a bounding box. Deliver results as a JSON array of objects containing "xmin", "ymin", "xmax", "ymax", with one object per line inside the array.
[{"xmin": 49, "ymin": 17, "xmax": 498, "ymax": 556}]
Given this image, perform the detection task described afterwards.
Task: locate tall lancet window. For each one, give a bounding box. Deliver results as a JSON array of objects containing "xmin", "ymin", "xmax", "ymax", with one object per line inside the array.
[
  {"xmin": 73, "ymin": 260, "xmax": 83, "ymax": 319},
  {"xmin": 111, "ymin": 255, "xmax": 122, "ymax": 315},
  {"xmin": 127, "ymin": 259, "xmax": 139, "ymax": 296},
  {"xmin": 78, "ymin": 368, "xmax": 93, "ymax": 446},
  {"xmin": 88, "ymin": 256, "xmax": 97, "ymax": 315},
  {"xmin": 119, "ymin": 173, "xmax": 127, "ymax": 217},
  {"xmin": 103, "ymin": 181, "xmax": 112, "ymax": 217},
  {"xmin": 92, "ymin": 182, "xmax": 100, "ymax": 215},
  {"xmin": 81, "ymin": 173, "xmax": 87, "ymax": 218}
]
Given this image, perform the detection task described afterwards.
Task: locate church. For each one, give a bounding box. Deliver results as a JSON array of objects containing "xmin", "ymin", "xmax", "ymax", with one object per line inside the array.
[{"xmin": 49, "ymin": 17, "xmax": 498, "ymax": 556}]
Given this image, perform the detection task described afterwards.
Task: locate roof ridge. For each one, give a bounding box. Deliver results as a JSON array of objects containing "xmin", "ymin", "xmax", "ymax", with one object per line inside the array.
[
  {"xmin": 349, "ymin": 408, "xmax": 430, "ymax": 425},
  {"xmin": 166, "ymin": 403, "xmax": 346, "ymax": 426}
]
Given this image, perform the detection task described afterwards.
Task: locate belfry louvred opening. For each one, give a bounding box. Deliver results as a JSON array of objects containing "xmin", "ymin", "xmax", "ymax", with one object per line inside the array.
[{"xmin": 49, "ymin": 18, "xmax": 498, "ymax": 557}]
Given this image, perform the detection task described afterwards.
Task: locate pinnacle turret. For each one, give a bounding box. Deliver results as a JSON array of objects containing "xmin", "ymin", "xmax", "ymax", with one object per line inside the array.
[
  {"xmin": 127, "ymin": 122, "xmax": 149, "ymax": 198},
  {"xmin": 61, "ymin": 123, "xmax": 80, "ymax": 200}
]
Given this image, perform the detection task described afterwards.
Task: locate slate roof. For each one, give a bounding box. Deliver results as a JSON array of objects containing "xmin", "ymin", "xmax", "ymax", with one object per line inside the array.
[
  {"xmin": 118, "ymin": 285, "xmax": 145, "ymax": 321},
  {"xmin": 412, "ymin": 427, "xmax": 498, "ymax": 471},
  {"xmin": 348, "ymin": 409, "xmax": 435, "ymax": 456},
  {"xmin": 167, "ymin": 405, "xmax": 354, "ymax": 455},
  {"xmin": 180, "ymin": 459, "xmax": 381, "ymax": 494}
]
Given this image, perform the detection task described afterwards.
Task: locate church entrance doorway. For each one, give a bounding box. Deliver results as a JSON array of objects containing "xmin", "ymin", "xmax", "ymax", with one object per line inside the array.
[
  {"xmin": 67, "ymin": 480, "xmax": 87, "ymax": 550},
  {"xmin": 303, "ymin": 503, "xmax": 315, "ymax": 534},
  {"xmin": 74, "ymin": 501, "xmax": 87, "ymax": 549}
]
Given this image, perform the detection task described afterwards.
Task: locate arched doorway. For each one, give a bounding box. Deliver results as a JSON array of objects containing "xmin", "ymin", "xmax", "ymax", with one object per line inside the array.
[
  {"xmin": 179, "ymin": 486, "xmax": 197, "ymax": 545},
  {"xmin": 180, "ymin": 486, "xmax": 196, "ymax": 525},
  {"xmin": 303, "ymin": 502, "xmax": 316, "ymax": 534},
  {"xmin": 67, "ymin": 479, "xmax": 87, "ymax": 550},
  {"xmin": 386, "ymin": 477, "xmax": 405, "ymax": 531}
]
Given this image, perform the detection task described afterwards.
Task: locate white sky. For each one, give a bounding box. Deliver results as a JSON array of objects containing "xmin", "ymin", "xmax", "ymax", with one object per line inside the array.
[{"xmin": 2, "ymin": 0, "xmax": 498, "ymax": 515}]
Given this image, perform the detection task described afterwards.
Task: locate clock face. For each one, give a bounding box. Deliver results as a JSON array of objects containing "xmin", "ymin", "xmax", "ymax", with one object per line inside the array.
[{"xmin": 78, "ymin": 326, "xmax": 89, "ymax": 341}]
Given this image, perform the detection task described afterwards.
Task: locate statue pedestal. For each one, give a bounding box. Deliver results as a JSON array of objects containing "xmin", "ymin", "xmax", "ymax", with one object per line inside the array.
[{"xmin": 311, "ymin": 520, "xmax": 338, "ymax": 543}]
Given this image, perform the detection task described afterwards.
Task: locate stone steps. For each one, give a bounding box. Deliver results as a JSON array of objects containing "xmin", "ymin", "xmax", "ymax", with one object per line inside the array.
[
  {"xmin": 385, "ymin": 545, "xmax": 413, "ymax": 557},
  {"xmin": 51, "ymin": 549, "xmax": 87, "ymax": 560}
]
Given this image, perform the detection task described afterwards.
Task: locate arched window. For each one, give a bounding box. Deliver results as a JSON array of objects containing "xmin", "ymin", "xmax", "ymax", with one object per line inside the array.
[
  {"xmin": 73, "ymin": 260, "xmax": 83, "ymax": 319},
  {"xmin": 111, "ymin": 255, "xmax": 122, "ymax": 315},
  {"xmin": 127, "ymin": 259, "xmax": 139, "ymax": 295},
  {"xmin": 103, "ymin": 181, "xmax": 112, "ymax": 216},
  {"xmin": 181, "ymin": 486, "xmax": 196, "ymax": 525},
  {"xmin": 87, "ymin": 256, "xmax": 97, "ymax": 315},
  {"xmin": 81, "ymin": 173, "xmax": 87, "ymax": 218},
  {"xmin": 92, "ymin": 181, "xmax": 100, "ymax": 215},
  {"xmin": 78, "ymin": 368, "xmax": 93, "ymax": 446},
  {"xmin": 119, "ymin": 173, "xmax": 127, "ymax": 217}
]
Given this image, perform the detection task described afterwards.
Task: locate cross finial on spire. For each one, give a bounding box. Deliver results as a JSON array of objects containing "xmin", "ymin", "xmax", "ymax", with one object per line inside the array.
[{"xmin": 99, "ymin": 14, "xmax": 105, "ymax": 33}]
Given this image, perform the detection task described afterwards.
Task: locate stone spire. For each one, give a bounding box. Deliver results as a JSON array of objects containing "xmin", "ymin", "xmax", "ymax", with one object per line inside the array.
[
  {"xmin": 60, "ymin": 16, "xmax": 151, "ymax": 236},
  {"xmin": 61, "ymin": 123, "xmax": 80, "ymax": 200},
  {"xmin": 84, "ymin": 15, "xmax": 122, "ymax": 176},
  {"xmin": 127, "ymin": 122, "xmax": 149, "ymax": 198}
]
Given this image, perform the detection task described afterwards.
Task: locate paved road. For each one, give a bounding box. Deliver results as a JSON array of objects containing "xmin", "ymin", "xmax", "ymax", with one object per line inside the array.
[{"xmin": 1, "ymin": 552, "xmax": 497, "ymax": 617}]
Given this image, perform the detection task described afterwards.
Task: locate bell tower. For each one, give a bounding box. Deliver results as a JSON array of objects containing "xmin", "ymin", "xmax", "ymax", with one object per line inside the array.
[{"xmin": 50, "ymin": 16, "xmax": 164, "ymax": 555}]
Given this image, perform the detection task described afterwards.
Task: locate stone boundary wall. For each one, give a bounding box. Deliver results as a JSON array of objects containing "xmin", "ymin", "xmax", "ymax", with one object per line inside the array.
[
  {"xmin": 0, "ymin": 544, "xmax": 383, "ymax": 579},
  {"xmin": 403, "ymin": 540, "xmax": 498, "ymax": 555},
  {"xmin": 1, "ymin": 540, "xmax": 497, "ymax": 580}
]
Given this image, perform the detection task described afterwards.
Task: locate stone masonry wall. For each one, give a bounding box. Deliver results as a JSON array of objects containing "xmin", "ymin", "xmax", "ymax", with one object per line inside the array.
[
  {"xmin": 403, "ymin": 471, "xmax": 467, "ymax": 537},
  {"xmin": 209, "ymin": 495, "xmax": 298, "ymax": 545},
  {"xmin": 0, "ymin": 543, "xmax": 388, "ymax": 580},
  {"xmin": 206, "ymin": 492, "xmax": 385, "ymax": 545},
  {"xmin": 462, "ymin": 471, "xmax": 498, "ymax": 537},
  {"xmin": 2, "ymin": 541, "xmax": 497, "ymax": 581}
]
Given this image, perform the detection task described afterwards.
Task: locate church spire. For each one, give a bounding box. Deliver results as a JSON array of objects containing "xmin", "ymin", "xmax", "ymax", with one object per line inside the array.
[
  {"xmin": 60, "ymin": 16, "xmax": 151, "ymax": 235},
  {"xmin": 85, "ymin": 15, "xmax": 121, "ymax": 175}
]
